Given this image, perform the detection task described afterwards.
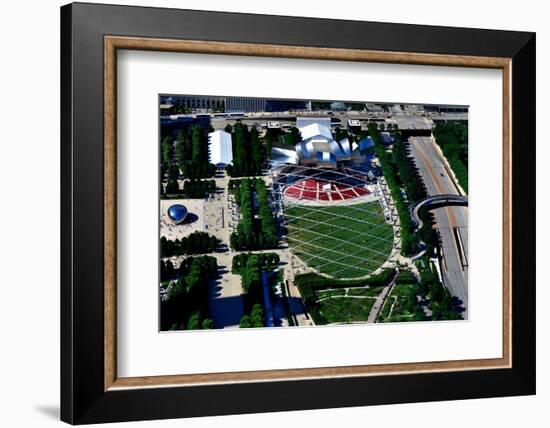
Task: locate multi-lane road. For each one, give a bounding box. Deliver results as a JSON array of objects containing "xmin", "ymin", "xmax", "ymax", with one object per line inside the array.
[{"xmin": 408, "ymin": 136, "xmax": 469, "ymax": 317}]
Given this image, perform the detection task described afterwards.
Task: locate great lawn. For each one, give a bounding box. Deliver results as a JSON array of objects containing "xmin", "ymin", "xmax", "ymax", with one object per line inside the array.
[{"xmin": 284, "ymin": 201, "xmax": 394, "ymax": 278}]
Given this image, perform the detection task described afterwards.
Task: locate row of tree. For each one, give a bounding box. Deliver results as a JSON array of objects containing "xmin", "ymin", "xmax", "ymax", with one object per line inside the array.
[
  {"xmin": 432, "ymin": 121, "xmax": 468, "ymax": 192},
  {"xmin": 160, "ymin": 125, "xmax": 216, "ymax": 183},
  {"xmin": 229, "ymin": 178, "xmax": 279, "ymax": 251},
  {"xmin": 160, "ymin": 232, "xmax": 219, "ymax": 258},
  {"xmin": 367, "ymin": 125, "xmax": 439, "ymax": 257},
  {"xmin": 162, "ymin": 178, "xmax": 216, "ymax": 199},
  {"xmin": 180, "ymin": 125, "xmax": 216, "ymax": 178},
  {"xmin": 239, "ymin": 304, "xmax": 265, "ymax": 328},
  {"xmin": 232, "ymin": 253, "xmax": 266, "ymax": 328},
  {"xmin": 232, "ymin": 252, "xmax": 280, "ymax": 273},
  {"xmin": 254, "ymin": 179, "xmax": 279, "ymax": 248},
  {"xmin": 368, "ymin": 123, "xmax": 420, "ymax": 256},
  {"xmin": 392, "ymin": 138, "xmax": 427, "ymax": 203},
  {"xmin": 239, "ymin": 254, "xmax": 262, "ymax": 295},
  {"xmin": 418, "ymin": 266, "xmax": 462, "ymax": 320},
  {"xmin": 160, "ymin": 255, "xmax": 218, "ymax": 331},
  {"xmin": 184, "ymin": 311, "xmax": 215, "ymax": 330},
  {"xmin": 226, "ymin": 123, "xmax": 265, "ymax": 177},
  {"xmin": 391, "ymin": 137, "xmax": 439, "ymax": 255}
]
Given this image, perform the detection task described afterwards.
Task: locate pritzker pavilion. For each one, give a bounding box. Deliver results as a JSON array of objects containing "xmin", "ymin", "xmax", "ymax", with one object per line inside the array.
[{"xmin": 270, "ymin": 117, "xmax": 375, "ymax": 168}]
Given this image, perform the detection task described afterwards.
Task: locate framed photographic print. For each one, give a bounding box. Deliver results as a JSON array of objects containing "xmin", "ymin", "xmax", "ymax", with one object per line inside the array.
[{"xmin": 60, "ymin": 2, "xmax": 536, "ymax": 424}]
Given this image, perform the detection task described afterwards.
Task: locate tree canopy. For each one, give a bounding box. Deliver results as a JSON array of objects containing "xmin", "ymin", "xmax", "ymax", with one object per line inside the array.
[
  {"xmin": 433, "ymin": 121, "xmax": 468, "ymax": 193},
  {"xmin": 227, "ymin": 123, "xmax": 266, "ymax": 177},
  {"xmin": 229, "ymin": 179, "xmax": 279, "ymax": 251},
  {"xmin": 160, "ymin": 255, "xmax": 218, "ymax": 331},
  {"xmin": 160, "ymin": 232, "xmax": 219, "ymax": 257}
]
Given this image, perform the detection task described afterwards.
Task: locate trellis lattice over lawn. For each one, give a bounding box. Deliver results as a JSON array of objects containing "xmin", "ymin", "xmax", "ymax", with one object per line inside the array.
[{"xmin": 271, "ymin": 165, "xmax": 396, "ymax": 279}]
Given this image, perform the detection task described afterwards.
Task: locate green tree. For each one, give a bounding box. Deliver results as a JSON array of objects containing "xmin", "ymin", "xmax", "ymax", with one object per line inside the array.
[
  {"xmin": 165, "ymin": 179, "xmax": 179, "ymax": 194},
  {"xmin": 201, "ymin": 318, "xmax": 215, "ymax": 329},
  {"xmin": 191, "ymin": 125, "xmax": 202, "ymax": 163},
  {"xmin": 239, "ymin": 315, "xmax": 252, "ymax": 328},
  {"xmin": 289, "ymin": 126, "xmax": 302, "ymax": 144},
  {"xmin": 186, "ymin": 312, "xmax": 201, "ymax": 330},
  {"xmin": 250, "ymin": 304, "xmax": 265, "ymax": 327},
  {"xmin": 167, "ymin": 163, "xmax": 179, "ymax": 181},
  {"xmin": 250, "ymin": 127, "xmax": 263, "ymax": 175},
  {"xmin": 232, "ymin": 123, "xmax": 247, "ymax": 176},
  {"xmin": 242, "ymin": 254, "xmax": 261, "ymax": 293},
  {"xmin": 161, "ymin": 136, "xmax": 173, "ymax": 169},
  {"xmin": 175, "ymin": 130, "xmax": 186, "ymax": 170}
]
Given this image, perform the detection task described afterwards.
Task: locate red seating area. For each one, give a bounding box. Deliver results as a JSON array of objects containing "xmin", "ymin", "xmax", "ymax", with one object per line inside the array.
[{"xmin": 283, "ymin": 178, "xmax": 370, "ymax": 202}]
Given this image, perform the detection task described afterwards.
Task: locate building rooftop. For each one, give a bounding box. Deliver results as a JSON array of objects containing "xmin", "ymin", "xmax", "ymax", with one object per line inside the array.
[
  {"xmin": 299, "ymin": 122, "xmax": 333, "ymax": 141},
  {"xmin": 208, "ymin": 130, "xmax": 233, "ymax": 166},
  {"xmin": 296, "ymin": 116, "xmax": 332, "ymax": 130}
]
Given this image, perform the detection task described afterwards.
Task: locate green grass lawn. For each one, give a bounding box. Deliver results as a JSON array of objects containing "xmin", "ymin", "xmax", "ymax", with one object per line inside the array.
[
  {"xmin": 318, "ymin": 297, "xmax": 376, "ymax": 323},
  {"xmin": 378, "ymin": 283, "xmax": 416, "ymax": 322},
  {"xmin": 284, "ymin": 201, "xmax": 394, "ymax": 278}
]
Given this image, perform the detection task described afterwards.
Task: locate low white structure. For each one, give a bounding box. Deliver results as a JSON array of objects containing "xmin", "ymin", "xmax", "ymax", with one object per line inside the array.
[
  {"xmin": 208, "ymin": 130, "xmax": 233, "ymax": 167},
  {"xmin": 347, "ymin": 119, "xmax": 361, "ymax": 128},
  {"xmin": 267, "ymin": 121, "xmax": 281, "ymax": 129}
]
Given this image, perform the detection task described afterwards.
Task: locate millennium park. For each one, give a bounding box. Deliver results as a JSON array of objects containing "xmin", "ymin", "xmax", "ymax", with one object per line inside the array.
[{"xmin": 159, "ymin": 96, "xmax": 469, "ymax": 331}]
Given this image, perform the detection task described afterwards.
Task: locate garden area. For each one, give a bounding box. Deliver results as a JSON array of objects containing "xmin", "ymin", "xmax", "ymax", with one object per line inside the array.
[{"xmin": 317, "ymin": 297, "xmax": 376, "ymax": 324}]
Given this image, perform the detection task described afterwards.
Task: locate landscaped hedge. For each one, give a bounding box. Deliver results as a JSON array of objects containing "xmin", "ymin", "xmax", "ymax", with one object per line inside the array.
[
  {"xmin": 295, "ymin": 269, "xmax": 396, "ymax": 300},
  {"xmin": 395, "ymin": 270, "xmax": 417, "ymax": 285}
]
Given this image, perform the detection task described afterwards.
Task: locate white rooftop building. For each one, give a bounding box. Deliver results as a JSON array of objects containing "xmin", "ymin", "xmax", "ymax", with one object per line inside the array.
[
  {"xmin": 347, "ymin": 119, "xmax": 362, "ymax": 128},
  {"xmin": 267, "ymin": 121, "xmax": 281, "ymax": 129},
  {"xmin": 208, "ymin": 130, "xmax": 233, "ymax": 167}
]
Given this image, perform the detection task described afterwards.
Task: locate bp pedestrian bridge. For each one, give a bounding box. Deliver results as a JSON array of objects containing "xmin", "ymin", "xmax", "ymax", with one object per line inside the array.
[{"xmin": 411, "ymin": 194, "xmax": 468, "ymax": 230}]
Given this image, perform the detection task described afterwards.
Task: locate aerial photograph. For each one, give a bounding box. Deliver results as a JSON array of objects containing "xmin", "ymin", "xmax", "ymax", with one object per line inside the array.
[{"xmin": 159, "ymin": 95, "xmax": 468, "ymax": 331}]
